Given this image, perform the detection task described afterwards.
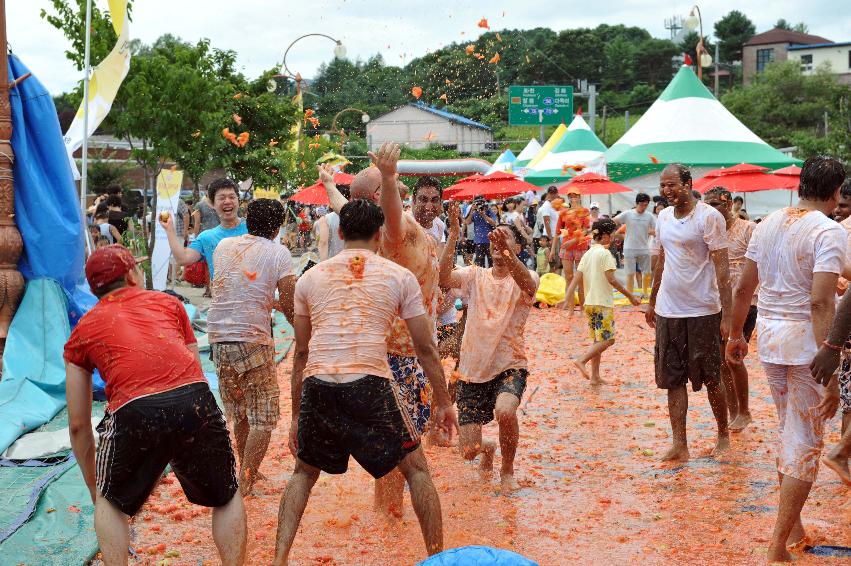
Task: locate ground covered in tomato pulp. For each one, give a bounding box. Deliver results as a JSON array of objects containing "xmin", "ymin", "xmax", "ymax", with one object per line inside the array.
[{"xmin": 131, "ymin": 307, "xmax": 851, "ymax": 565}]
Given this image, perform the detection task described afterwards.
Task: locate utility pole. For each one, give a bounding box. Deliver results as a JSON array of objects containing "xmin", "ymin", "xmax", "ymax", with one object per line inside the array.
[
  {"xmin": 714, "ymin": 42, "xmax": 720, "ymax": 97},
  {"xmin": 588, "ymin": 84, "xmax": 597, "ymax": 131},
  {"xmin": 625, "ymin": 111, "xmax": 630, "ymax": 132},
  {"xmin": 538, "ymin": 110, "xmax": 545, "ymax": 144},
  {"xmin": 601, "ymin": 106, "xmax": 607, "ymax": 142}
]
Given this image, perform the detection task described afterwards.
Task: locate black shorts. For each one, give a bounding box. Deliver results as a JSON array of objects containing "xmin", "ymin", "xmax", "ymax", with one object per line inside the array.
[
  {"xmin": 654, "ymin": 313, "xmax": 722, "ymax": 392},
  {"xmin": 743, "ymin": 305, "xmax": 758, "ymax": 343},
  {"xmin": 456, "ymin": 368, "xmax": 528, "ymax": 426},
  {"xmin": 297, "ymin": 376, "xmax": 419, "ymax": 479},
  {"xmin": 96, "ymin": 383, "xmax": 238, "ymax": 516}
]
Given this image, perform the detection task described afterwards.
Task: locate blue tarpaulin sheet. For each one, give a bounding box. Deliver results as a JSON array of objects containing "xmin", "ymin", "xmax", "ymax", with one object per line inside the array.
[
  {"xmin": 0, "ymin": 280, "xmax": 70, "ymax": 454},
  {"xmin": 8, "ymin": 54, "xmax": 95, "ymax": 323},
  {"xmin": 418, "ymin": 546, "xmax": 539, "ymax": 566},
  {"xmin": 0, "ymin": 55, "xmax": 94, "ymax": 453}
]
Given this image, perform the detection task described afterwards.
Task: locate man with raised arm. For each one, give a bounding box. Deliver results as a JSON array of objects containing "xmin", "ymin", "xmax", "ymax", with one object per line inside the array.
[
  {"xmin": 273, "ymin": 199, "xmax": 457, "ymax": 565},
  {"xmin": 440, "ymin": 201, "xmax": 539, "ymax": 491}
]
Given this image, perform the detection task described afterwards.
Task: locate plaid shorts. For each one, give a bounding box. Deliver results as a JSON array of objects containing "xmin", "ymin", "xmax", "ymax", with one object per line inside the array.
[{"xmin": 211, "ymin": 342, "xmax": 280, "ymax": 431}]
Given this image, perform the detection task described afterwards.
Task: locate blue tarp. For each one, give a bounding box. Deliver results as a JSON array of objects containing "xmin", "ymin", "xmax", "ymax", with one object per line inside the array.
[
  {"xmin": 417, "ymin": 546, "xmax": 539, "ymax": 566},
  {"xmin": 8, "ymin": 54, "xmax": 96, "ymax": 323},
  {"xmin": 0, "ymin": 280, "xmax": 70, "ymax": 453}
]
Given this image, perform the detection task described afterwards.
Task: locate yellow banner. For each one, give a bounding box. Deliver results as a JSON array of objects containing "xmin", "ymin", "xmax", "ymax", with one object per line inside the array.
[
  {"xmin": 64, "ymin": 0, "xmax": 131, "ymax": 178},
  {"xmin": 156, "ymin": 169, "xmax": 184, "ymax": 201},
  {"xmin": 254, "ymin": 188, "xmax": 280, "ymax": 200}
]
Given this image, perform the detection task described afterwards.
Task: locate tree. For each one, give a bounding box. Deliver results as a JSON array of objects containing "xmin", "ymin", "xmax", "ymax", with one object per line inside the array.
[
  {"xmin": 722, "ymin": 61, "xmax": 848, "ymax": 153},
  {"xmin": 775, "ymin": 19, "xmax": 809, "ymax": 34},
  {"xmin": 40, "ymin": 0, "xmax": 134, "ymax": 71},
  {"xmin": 109, "ymin": 37, "xmax": 242, "ymax": 286},
  {"xmin": 714, "ymin": 10, "xmax": 756, "ymax": 63},
  {"xmin": 215, "ymin": 70, "xmax": 299, "ymax": 190}
]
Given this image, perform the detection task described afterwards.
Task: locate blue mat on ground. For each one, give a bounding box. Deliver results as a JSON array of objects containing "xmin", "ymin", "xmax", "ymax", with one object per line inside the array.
[
  {"xmin": 417, "ymin": 546, "xmax": 539, "ymax": 565},
  {"xmin": 0, "ymin": 280, "xmax": 70, "ymax": 455}
]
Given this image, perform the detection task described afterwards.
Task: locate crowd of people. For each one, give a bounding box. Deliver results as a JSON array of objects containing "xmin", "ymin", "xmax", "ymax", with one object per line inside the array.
[{"xmin": 63, "ymin": 145, "xmax": 851, "ymax": 565}]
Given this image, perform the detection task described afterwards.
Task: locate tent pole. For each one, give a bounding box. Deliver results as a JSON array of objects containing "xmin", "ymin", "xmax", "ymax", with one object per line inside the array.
[
  {"xmin": 80, "ymin": 0, "xmax": 93, "ymax": 253},
  {"xmin": 0, "ymin": 0, "xmax": 26, "ymax": 374}
]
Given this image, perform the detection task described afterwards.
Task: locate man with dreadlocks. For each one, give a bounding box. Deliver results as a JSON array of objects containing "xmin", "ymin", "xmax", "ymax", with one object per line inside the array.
[
  {"xmin": 646, "ymin": 164, "xmax": 733, "ymax": 463},
  {"xmin": 439, "ymin": 201, "xmax": 539, "ymax": 492}
]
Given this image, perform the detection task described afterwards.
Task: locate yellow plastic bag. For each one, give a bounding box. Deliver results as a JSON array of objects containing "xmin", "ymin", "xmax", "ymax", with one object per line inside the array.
[{"xmin": 535, "ymin": 272, "xmax": 566, "ymax": 306}]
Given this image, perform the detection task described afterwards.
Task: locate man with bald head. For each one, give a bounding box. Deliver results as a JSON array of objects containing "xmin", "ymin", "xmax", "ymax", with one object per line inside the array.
[
  {"xmin": 646, "ymin": 163, "xmax": 732, "ymax": 462},
  {"xmin": 320, "ymin": 143, "xmax": 441, "ymax": 518}
]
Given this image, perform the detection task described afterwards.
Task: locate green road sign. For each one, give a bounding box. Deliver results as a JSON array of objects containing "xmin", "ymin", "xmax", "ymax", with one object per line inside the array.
[{"xmin": 508, "ymin": 85, "xmax": 574, "ymax": 126}]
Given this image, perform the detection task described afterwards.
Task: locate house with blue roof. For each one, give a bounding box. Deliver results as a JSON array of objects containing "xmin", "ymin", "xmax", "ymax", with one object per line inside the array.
[{"xmin": 366, "ymin": 101, "xmax": 494, "ymax": 153}]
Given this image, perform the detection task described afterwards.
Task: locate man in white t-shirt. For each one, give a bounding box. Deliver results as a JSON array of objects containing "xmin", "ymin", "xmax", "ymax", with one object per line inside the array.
[
  {"xmin": 274, "ymin": 199, "xmax": 457, "ymax": 564},
  {"xmin": 728, "ymin": 157, "xmax": 846, "ymax": 564},
  {"xmin": 646, "ymin": 164, "xmax": 732, "ymax": 463},
  {"xmin": 208, "ymin": 198, "xmax": 296, "ymax": 494},
  {"xmin": 440, "ymin": 203, "xmax": 539, "ymax": 492},
  {"xmin": 614, "ymin": 193, "xmax": 656, "ymax": 297},
  {"xmin": 533, "ymin": 186, "xmax": 559, "ymax": 243}
]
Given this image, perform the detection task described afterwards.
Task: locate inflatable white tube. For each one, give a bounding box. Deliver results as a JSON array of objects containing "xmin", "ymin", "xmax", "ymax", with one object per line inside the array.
[{"xmin": 396, "ymin": 158, "xmax": 491, "ymax": 176}]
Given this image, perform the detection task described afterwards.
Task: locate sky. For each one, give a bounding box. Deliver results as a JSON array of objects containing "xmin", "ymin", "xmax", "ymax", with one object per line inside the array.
[{"xmin": 8, "ymin": 0, "xmax": 851, "ymax": 95}]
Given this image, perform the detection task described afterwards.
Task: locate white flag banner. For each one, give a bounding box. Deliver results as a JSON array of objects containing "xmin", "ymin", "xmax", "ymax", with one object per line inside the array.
[{"xmin": 64, "ymin": 0, "xmax": 131, "ymax": 178}]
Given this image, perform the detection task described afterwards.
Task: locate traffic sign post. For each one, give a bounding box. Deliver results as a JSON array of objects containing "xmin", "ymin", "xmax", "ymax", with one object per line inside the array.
[{"xmin": 508, "ymin": 85, "xmax": 574, "ymax": 126}]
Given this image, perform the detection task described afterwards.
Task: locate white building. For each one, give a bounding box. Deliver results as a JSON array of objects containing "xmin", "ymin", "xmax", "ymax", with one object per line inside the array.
[
  {"xmin": 787, "ymin": 41, "xmax": 851, "ymax": 85},
  {"xmin": 366, "ymin": 102, "xmax": 493, "ymax": 153}
]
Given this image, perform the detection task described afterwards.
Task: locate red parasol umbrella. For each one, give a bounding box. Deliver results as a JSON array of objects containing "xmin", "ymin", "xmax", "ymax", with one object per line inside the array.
[
  {"xmin": 702, "ymin": 163, "xmax": 769, "ymax": 177},
  {"xmin": 449, "ymin": 171, "xmax": 538, "ymax": 200},
  {"xmin": 772, "ymin": 165, "xmax": 802, "ymax": 178},
  {"xmin": 694, "ymin": 169, "xmax": 797, "ymax": 193},
  {"xmin": 558, "ymin": 172, "xmax": 631, "ymax": 195},
  {"xmin": 443, "ymin": 173, "xmax": 482, "ymax": 199},
  {"xmin": 290, "ymin": 172, "xmax": 355, "ymax": 205}
]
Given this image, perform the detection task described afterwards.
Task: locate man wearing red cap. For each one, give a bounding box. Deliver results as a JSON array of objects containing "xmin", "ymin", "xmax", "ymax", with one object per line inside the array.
[{"xmin": 64, "ymin": 245, "xmax": 247, "ymax": 566}]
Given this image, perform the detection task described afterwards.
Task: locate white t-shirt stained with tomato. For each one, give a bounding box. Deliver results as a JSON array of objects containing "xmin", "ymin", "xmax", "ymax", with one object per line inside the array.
[
  {"xmin": 454, "ymin": 266, "xmax": 539, "ymax": 383},
  {"xmin": 653, "ymin": 201, "xmax": 728, "ymax": 318},
  {"xmin": 746, "ymin": 208, "xmax": 845, "ymax": 365},
  {"xmin": 294, "ymin": 249, "xmax": 426, "ymax": 380}
]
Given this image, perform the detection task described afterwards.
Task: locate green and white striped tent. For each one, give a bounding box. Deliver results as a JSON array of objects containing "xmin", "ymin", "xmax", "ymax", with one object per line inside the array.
[
  {"xmin": 511, "ymin": 139, "xmax": 543, "ymax": 175},
  {"xmin": 524, "ymin": 115, "xmax": 607, "ymax": 187},
  {"xmin": 605, "ymin": 65, "xmax": 798, "ymax": 183}
]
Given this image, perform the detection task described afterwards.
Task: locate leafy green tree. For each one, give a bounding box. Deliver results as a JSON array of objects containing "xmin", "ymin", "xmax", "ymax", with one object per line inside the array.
[
  {"xmin": 216, "ymin": 70, "xmax": 299, "ymax": 190},
  {"xmin": 714, "ymin": 10, "xmax": 756, "ymax": 63},
  {"xmin": 722, "ymin": 61, "xmax": 848, "ymax": 151},
  {"xmin": 775, "ymin": 19, "xmax": 809, "ymax": 34},
  {"xmin": 39, "ymin": 0, "xmax": 134, "ymax": 71}
]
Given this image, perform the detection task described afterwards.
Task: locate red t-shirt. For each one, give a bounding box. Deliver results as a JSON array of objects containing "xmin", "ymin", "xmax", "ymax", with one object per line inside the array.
[{"xmin": 64, "ymin": 287, "xmax": 205, "ymax": 411}]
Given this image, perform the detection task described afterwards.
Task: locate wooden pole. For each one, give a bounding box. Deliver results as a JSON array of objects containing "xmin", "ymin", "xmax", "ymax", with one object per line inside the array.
[{"xmin": 0, "ymin": 0, "xmax": 26, "ymax": 376}]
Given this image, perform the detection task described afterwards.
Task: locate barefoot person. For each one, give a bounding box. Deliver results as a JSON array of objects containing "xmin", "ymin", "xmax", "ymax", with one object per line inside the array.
[
  {"xmin": 206, "ymin": 199, "xmax": 296, "ymax": 495},
  {"xmin": 440, "ymin": 203, "xmax": 539, "ymax": 490},
  {"xmin": 64, "ymin": 245, "xmax": 246, "ymax": 566},
  {"xmin": 273, "ymin": 199, "xmax": 457, "ymax": 565},
  {"xmin": 727, "ymin": 156, "xmax": 846, "ymax": 563},
  {"xmin": 162, "ymin": 178, "xmax": 246, "ymax": 279},
  {"xmin": 703, "ymin": 186, "xmax": 757, "ymax": 432},
  {"xmin": 564, "ymin": 218, "xmax": 641, "ymax": 386},
  {"xmin": 320, "ymin": 146, "xmax": 442, "ymax": 517},
  {"xmin": 646, "ymin": 164, "xmax": 732, "ymax": 462},
  {"xmin": 613, "ymin": 193, "xmax": 656, "ymax": 298}
]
